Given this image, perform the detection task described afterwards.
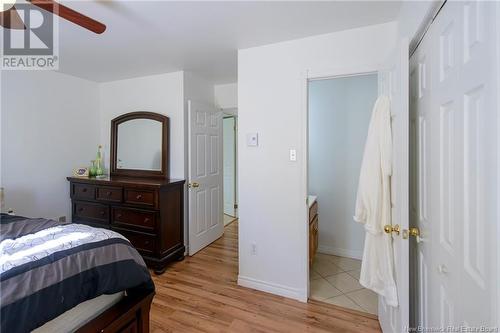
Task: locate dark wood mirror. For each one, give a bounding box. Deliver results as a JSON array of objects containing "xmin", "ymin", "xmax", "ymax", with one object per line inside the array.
[{"xmin": 110, "ymin": 111, "xmax": 169, "ymax": 178}]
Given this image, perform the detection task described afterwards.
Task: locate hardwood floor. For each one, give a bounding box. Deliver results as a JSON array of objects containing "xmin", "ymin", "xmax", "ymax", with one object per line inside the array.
[{"xmin": 151, "ymin": 221, "xmax": 381, "ymax": 332}]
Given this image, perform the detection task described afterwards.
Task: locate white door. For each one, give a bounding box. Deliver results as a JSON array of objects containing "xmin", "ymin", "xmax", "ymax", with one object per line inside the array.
[
  {"xmin": 377, "ymin": 37, "xmax": 410, "ymax": 333},
  {"xmin": 411, "ymin": 1, "xmax": 499, "ymax": 329},
  {"xmin": 188, "ymin": 100, "xmax": 224, "ymax": 256},
  {"xmin": 410, "ymin": 30, "xmax": 433, "ymax": 330},
  {"xmin": 223, "ymin": 116, "xmax": 236, "ymax": 217}
]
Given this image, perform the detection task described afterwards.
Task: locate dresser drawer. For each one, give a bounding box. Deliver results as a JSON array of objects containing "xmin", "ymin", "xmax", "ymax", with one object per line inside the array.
[
  {"xmin": 73, "ymin": 201, "xmax": 109, "ymax": 223},
  {"xmin": 96, "ymin": 186, "xmax": 123, "ymax": 203},
  {"xmin": 124, "ymin": 189, "xmax": 156, "ymax": 207},
  {"xmin": 113, "ymin": 227, "xmax": 155, "ymax": 254},
  {"xmin": 67, "ymin": 177, "xmax": 186, "ymax": 274},
  {"xmin": 112, "ymin": 207, "xmax": 156, "ymax": 231},
  {"xmin": 72, "ymin": 183, "xmax": 95, "ymax": 201}
]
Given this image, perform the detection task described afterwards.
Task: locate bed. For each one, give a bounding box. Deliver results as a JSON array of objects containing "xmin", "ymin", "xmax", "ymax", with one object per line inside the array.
[{"xmin": 0, "ymin": 213, "xmax": 155, "ymax": 333}]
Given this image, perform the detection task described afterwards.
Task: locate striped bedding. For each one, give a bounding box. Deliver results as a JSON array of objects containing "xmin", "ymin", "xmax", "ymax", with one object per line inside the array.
[{"xmin": 0, "ymin": 214, "xmax": 154, "ymax": 333}]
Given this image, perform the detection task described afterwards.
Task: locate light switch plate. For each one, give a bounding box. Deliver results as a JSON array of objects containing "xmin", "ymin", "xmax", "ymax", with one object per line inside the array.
[
  {"xmin": 289, "ymin": 149, "xmax": 297, "ymax": 161},
  {"xmin": 246, "ymin": 133, "xmax": 258, "ymax": 147}
]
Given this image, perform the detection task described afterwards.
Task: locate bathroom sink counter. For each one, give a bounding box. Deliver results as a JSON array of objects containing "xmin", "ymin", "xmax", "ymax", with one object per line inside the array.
[{"xmin": 307, "ymin": 195, "xmax": 317, "ymax": 208}]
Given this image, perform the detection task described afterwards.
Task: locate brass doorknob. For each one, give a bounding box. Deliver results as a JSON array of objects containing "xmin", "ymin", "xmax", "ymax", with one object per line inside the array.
[
  {"xmin": 383, "ymin": 224, "xmax": 400, "ymax": 235},
  {"xmin": 408, "ymin": 227, "xmax": 421, "ymax": 243},
  {"xmin": 408, "ymin": 227, "xmax": 420, "ymax": 237},
  {"xmin": 188, "ymin": 182, "xmax": 200, "ymax": 188}
]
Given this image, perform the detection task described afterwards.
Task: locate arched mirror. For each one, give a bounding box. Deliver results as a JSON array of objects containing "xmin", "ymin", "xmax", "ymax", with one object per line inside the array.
[{"xmin": 110, "ymin": 112, "xmax": 169, "ymax": 178}]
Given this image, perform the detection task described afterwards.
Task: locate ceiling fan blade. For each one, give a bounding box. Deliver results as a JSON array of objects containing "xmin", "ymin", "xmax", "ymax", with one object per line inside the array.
[
  {"xmin": 28, "ymin": 0, "xmax": 106, "ymax": 34},
  {"xmin": 0, "ymin": 6, "xmax": 26, "ymax": 30}
]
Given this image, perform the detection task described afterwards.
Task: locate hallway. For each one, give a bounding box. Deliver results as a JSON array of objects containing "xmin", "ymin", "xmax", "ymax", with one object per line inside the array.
[{"xmin": 151, "ymin": 221, "xmax": 381, "ymax": 332}]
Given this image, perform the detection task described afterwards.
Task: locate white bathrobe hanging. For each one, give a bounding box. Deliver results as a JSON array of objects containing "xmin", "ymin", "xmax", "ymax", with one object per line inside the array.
[{"xmin": 353, "ymin": 95, "xmax": 398, "ymax": 307}]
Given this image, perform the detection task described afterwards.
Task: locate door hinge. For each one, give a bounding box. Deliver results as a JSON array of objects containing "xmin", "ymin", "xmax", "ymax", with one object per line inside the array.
[{"xmin": 234, "ymin": 203, "xmax": 238, "ymax": 209}]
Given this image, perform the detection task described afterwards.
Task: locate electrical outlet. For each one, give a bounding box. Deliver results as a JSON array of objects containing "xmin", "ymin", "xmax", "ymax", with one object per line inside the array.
[
  {"xmin": 251, "ymin": 243, "xmax": 257, "ymax": 255},
  {"xmin": 58, "ymin": 216, "xmax": 66, "ymax": 222},
  {"xmin": 289, "ymin": 149, "xmax": 297, "ymax": 161}
]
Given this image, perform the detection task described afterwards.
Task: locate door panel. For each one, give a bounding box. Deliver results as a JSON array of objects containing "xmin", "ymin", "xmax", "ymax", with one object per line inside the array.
[
  {"xmin": 411, "ymin": 29, "xmax": 437, "ymax": 329},
  {"xmin": 377, "ymin": 37, "xmax": 410, "ymax": 333},
  {"xmin": 410, "ymin": 1, "xmax": 498, "ymax": 329},
  {"xmin": 188, "ymin": 100, "xmax": 224, "ymax": 255}
]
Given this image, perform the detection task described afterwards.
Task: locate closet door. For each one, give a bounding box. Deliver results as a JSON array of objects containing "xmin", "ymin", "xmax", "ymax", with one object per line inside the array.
[
  {"xmin": 410, "ymin": 36, "xmax": 435, "ymax": 329},
  {"xmin": 377, "ymin": 37, "xmax": 410, "ymax": 333},
  {"xmin": 411, "ymin": 0, "xmax": 499, "ymax": 328}
]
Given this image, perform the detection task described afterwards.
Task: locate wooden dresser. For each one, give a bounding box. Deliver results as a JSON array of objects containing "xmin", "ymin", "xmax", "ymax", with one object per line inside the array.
[
  {"xmin": 67, "ymin": 176, "xmax": 185, "ymax": 274},
  {"xmin": 309, "ymin": 199, "xmax": 319, "ymax": 266}
]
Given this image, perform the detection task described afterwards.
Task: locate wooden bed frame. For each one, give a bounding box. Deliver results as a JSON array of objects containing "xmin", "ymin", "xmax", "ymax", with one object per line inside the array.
[{"xmin": 77, "ymin": 290, "xmax": 154, "ymax": 333}]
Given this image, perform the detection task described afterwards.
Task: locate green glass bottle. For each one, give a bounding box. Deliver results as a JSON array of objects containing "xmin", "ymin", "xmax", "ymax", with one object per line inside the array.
[
  {"xmin": 96, "ymin": 159, "xmax": 103, "ymax": 177},
  {"xmin": 95, "ymin": 145, "xmax": 104, "ymax": 177},
  {"xmin": 89, "ymin": 160, "xmax": 97, "ymax": 177}
]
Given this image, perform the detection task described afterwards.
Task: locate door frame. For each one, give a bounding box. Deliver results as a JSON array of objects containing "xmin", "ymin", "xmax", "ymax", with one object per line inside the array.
[
  {"xmin": 299, "ymin": 64, "xmax": 381, "ymax": 301},
  {"xmin": 223, "ymin": 114, "xmax": 238, "ymax": 218}
]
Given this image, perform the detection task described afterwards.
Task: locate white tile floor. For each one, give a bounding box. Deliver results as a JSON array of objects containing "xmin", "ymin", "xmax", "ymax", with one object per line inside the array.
[{"xmin": 310, "ymin": 253, "xmax": 378, "ymax": 315}]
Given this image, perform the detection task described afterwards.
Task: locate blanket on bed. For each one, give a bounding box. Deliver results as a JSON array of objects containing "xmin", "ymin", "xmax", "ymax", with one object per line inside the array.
[{"xmin": 0, "ymin": 214, "xmax": 154, "ymax": 333}]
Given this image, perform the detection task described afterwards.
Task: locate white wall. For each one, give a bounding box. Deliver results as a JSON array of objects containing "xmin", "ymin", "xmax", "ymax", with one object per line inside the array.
[
  {"xmin": 238, "ymin": 22, "xmax": 397, "ymax": 300},
  {"xmin": 1, "ymin": 71, "xmax": 99, "ymax": 220},
  {"xmin": 184, "ymin": 72, "xmax": 215, "ymax": 107},
  {"xmin": 99, "ymin": 71, "xmax": 214, "ymax": 177},
  {"xmin": 1, "ymin": 68, "xmax": 214, "ymax": 252},
  {"xmin": 184, "ymin": 72, "xmax": 217, "ymax": 176},
  {"xmin": 397, "ymin": 1, "xmax": 437, "ymax": 39},
  {"xmin": 99, "ymin": 71, "xmax": 214, "ymax": 251},
  {"xmin": 99, "ymin": 71, "xmax": 185, "ymax": 179},
  {"xmin": 214, "ymin": 83, "xmax": 238, "ymax": 110},
  {"xmin": 308, "ymin": 74, "xmax": 378, "ymax": 260}
]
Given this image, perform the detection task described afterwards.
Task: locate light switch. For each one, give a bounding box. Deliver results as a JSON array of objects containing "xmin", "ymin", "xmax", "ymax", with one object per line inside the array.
[
  {"xmin": 290, "ymin": 149, "xmax": 297, "ymax": 161},
  {"xmin": 246, "ymin": 133, "xmax": 258, "ymax": 147}
]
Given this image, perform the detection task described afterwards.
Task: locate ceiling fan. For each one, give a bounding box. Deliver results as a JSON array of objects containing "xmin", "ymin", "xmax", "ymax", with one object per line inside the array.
[{"xmin": 0, "ymin": 0, "xmax": 106, "ymax": 34}]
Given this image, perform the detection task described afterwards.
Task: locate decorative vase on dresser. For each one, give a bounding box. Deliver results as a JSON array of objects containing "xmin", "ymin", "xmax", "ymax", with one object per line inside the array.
[{"xmin": 68, "ymin": 112, "xmax": 185, "ymax": 274}]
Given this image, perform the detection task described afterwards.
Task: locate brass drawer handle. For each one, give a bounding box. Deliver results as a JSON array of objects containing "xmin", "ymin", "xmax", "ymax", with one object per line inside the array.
[
  {"xmin": 144, "ymin": 218, "xmax": 150, "ymax": 223},
  {"xmin": 136, "ymin": 194, "xmax": 143, "ymax": 200}
]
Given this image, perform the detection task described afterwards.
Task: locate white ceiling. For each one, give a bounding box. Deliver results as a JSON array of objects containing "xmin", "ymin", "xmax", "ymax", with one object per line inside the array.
[{"xmin": 44, "ymin": 1, "xmax": 401, "ymax": 83}]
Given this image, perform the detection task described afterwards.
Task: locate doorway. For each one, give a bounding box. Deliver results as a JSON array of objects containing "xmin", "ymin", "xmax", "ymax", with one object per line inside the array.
[
  {"xmin": 187, "ymin": 101, "xmax": 238, "ymax": 256},
  {"xmin": 307, "ymin": 73, "xmax": 378, "ymax": 314},
  {"xmin": 223, "ymin": 115, "xmax": 238, "ymax": 225}
]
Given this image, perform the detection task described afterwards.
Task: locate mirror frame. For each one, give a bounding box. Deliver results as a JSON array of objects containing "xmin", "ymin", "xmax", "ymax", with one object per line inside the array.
[{"xmin": 110, "ymin": 111, "xmax": 169, "ymax": 178}]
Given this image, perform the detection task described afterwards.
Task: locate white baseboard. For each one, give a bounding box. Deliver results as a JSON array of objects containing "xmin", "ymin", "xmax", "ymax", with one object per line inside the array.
[
  {"xmin": 237, "ymin": 275, "xmax": 307, "ymax": 302},
  {"xmin": 318, "ymin": 244, "xmax": 363, "ymax": 260}
]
